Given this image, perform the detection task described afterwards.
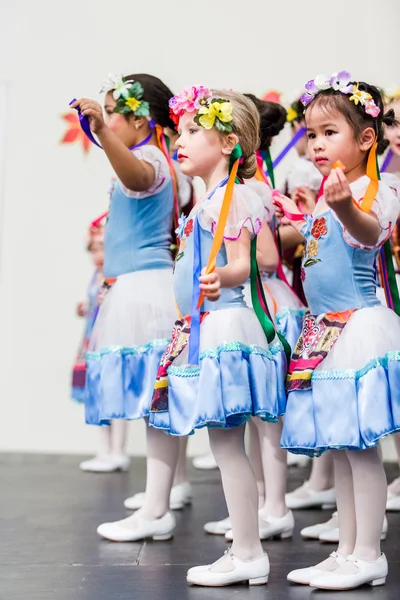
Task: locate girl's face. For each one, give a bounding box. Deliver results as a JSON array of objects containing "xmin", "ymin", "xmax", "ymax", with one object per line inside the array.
[
  {"xmin": 385, "ymin": 99, "xmax": 400, "ymax": 157},
  {"xmin": 176, "ymin": 112, "xmax": 228, "ymax": 179},
  {"xmin": 104, "ymin": 92, "xmax": 144, "ymax": 148},
  {"xmin": 291, "ymin": 120, "xmax": 308, "ymax": 156},
  {"xmin": 89, "ymin": 238, "xmax": 104, "ymax": 269},
  {"xmin": 306, "ymin": 103, "xmax": 374, "ymax": 179}
]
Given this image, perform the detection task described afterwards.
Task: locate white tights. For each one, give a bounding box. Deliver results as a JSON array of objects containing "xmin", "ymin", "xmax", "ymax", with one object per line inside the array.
[
  {"xmin": 249, "ymin": 418, "xmax": 288, "ymax": 518},
  {"xmin": 208, "ymin": 425, "xmax": 264, "ymax": 560},
  {"xmin": 333, "ymin": 448, "xmax": 386, "ymax": 562},
  {"xmin": 98, "ymin": 420, "xmax": 128, "ymax": 455}
]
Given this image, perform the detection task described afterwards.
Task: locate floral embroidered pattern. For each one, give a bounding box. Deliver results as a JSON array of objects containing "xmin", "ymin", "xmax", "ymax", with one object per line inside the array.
[
  {"xmin": 175, "ymin": 216, "xmax": 194, "ymax": 262},
  {"xmin": 307, "ymin": 239, "xmax": 319, "ymax": 258},
  {"xmin": 184, "ymin": 218, "xmax": 193, "ymax": 237},
  {"xmin": 311, "ymin": 217, "xmax": 327, "ymax": 240}
]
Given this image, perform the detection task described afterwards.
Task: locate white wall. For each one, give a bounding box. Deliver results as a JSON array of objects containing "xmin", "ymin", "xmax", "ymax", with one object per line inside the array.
[{"xmin": 0, "ymin": 0, "xmax": 399, "ymax": 456}]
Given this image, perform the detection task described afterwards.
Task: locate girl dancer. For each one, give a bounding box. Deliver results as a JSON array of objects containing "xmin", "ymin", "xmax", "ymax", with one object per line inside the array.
[{"xmin": 275, "ymin": 71, "xmax": 400, "ymax": 590}]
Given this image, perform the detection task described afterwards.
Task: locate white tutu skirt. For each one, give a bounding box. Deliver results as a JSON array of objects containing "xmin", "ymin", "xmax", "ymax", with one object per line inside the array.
[
  {"xmin": 282, "ymin": 306, "xmax": 400, "ymax": 456},
  {"xmin": 244, "ymin": 278, "xmax": 306, "ymax": 351},
  {"xmin": 149, "ymin": 307, "xmax": 287, "ymax": 436},
  {"xmin": 85, "ymin": 269, "xmax": 176, "ymax": 425}
]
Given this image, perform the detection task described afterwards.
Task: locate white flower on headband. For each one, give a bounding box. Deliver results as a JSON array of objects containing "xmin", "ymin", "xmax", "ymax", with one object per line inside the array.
[
  {"xmin": 329, "ymin": 71, "xmax": 353, "ymax": 94},
  {"xmin": 100, "ymin": 73, "xmax": 135, "ymax": 100},
  {"xmin": 314, "ymin": 75, "xmax": 331, "ymax": 91}
]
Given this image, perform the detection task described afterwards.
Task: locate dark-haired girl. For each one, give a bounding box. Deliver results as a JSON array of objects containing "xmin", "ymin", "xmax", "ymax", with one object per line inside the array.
[
  {"xmin": 71, "ymin": 75, "xmax": 177, "ymax": 472},
  {"xmin": 275, "ymin": 72, "xmax": 400, "ymax": 590}
]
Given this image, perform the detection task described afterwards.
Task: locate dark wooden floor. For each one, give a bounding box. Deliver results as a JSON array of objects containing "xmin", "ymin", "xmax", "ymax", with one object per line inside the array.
[{"xmin": 1, "ymin": 454, "xmax": 399, "ymax": 600}]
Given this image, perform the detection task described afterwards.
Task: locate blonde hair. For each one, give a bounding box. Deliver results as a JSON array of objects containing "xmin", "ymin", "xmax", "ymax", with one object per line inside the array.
[{"xmin": 211, "ymin": 89, "xmax": 260, "ymax": 179}]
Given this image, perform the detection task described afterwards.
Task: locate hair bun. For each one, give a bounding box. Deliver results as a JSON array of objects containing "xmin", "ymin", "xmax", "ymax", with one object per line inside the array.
[{"xmin": 383, "ymin": 108, "xmax": 397, "ymax": 126}]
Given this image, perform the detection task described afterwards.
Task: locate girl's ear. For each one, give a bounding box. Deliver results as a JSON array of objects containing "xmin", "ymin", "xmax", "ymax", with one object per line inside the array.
[
  {"xmin": 359, "ymin": 126, "xmax": 375, "ymax": 152},
  {"xmin": 130, "ymin": 116, "xmax": 147, "ymax": 130},
  {"xmin": 221, "ymin": 133, "xmax": 239, "ymax": 156}
]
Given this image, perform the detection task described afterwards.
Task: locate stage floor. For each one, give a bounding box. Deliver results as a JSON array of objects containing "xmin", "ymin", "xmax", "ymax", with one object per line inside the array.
[{"xmin": 1, "ymin": 454, "xmax": 399, "ymax": 599}]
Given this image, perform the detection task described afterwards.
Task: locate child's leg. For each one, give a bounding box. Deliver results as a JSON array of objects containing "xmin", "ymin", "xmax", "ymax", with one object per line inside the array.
[
  {"xmin": 140, "ymin": 424, "xmax": 180, "ymax": 519},
  {"xmin": 110, "ymin": 420, "xmax": 128, "ymax": 456},
  {"xmin": 332, "ymin": 450, "xmax": 356, "ymax": 558},
  {"xmin": 208, "ymin": 425, "xmax": 264, "ymax": 560},
  {"xmin": 388, "ymin": 433, "xmax": 400, "ymax": 494},
  {"xmin": 309, "ymin": 452, "xmax": 334, "ymax": 491},
  {"xmin": 347, "ymin": 447, "xmax": 386, "ymax": 561},
  {"xmin": 247, "ymin": 419, "xmax": 265, "ymax": 508},
  {"xmin": 173, "ymin": 437, "xmax": 189, "ymax": 486},
  {"xmin": 99, "ymin": 426, "xmax": 112, "ymax": 455},
  {"xmin": 254, "ymin": 418, "xmax": 287, "ymax": 518}
]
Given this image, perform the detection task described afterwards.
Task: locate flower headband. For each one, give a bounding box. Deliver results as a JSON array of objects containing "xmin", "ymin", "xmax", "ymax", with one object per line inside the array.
[
  {"xmin": 385, "ymin": 85, "xmax": 400, "ymax": 104},
  {"xmin": 100, "ymin": 73, "xmax": 150, "ymax": 118},
  {"xmin": 169, "ymin": 85, "xmax": 234, "ymax": 132},
  {"xmin": 300, "ymin": 71, "xmax": 381, "ymax": 118},
  {"xmin": 286, "ymin": 102, "xmax": 300, "ymax": 124}
]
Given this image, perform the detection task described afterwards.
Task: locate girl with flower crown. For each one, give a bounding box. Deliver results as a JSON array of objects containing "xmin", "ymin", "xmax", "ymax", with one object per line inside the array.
[
  {"xmin": 203, "ymin": 94, "xmax": 300, "ymax": 543},
  {"xmin": 70, "ymin": 75, "xmax": 178, "ymax": 477},
  {"xmin": 274, "ymin": 71, "xmax": 400, "ymax": 591},
  {"xmin": 98, "ymin": 86, "xmax": 288, "ymax": 587},
  {"xmin": 71, "ymin": 215, "xmax": 105, "ymax": 406}
]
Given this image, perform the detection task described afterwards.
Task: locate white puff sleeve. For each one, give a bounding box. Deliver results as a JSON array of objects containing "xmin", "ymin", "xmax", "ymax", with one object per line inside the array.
[
  {"xmin": 119, "ymin": 145, "xmax": 171, "ymax": 199},
  {"xmin": 338, "ymin": 175, "xmax": 400, "ymax": 250},
  {"xmin": 197, "ymin": 183, "xmax": 265, "ymax": 240}
]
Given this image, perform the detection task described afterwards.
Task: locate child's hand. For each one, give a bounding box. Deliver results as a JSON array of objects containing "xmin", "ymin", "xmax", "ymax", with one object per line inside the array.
[
  {"xmin": 293, "ymin": 186, "xmax": 316, "ymax": 214},
  {"xmin": 272, "ymin": 191, "xmax": 302, "ymax": 225},
  {"xmin": 76, "ymin": 302, "xmax": 87, "ymax": 317},
  {"xmin": 199, "ymin": 269, "xmax": 221, "ymax": 302},
  {"xmin": 324, "ymin": 168, "xmax": 352, "ymax": 211},
  {"xmin": 70, "ymin": 98, "xmax": 106, "ymax": 134}
]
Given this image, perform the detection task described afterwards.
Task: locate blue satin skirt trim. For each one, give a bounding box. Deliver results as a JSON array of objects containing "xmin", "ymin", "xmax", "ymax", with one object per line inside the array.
[
  {"xmin": 71, "ymin": 387, "xmax": 85, "ymax": 404},
  {"xmin": 281, "ymin": 352, "xmax": 400, "ymax": 456},
  {"xmin": 149, "ymin": 342, "xmax": 287, "ymax": 436},
  {"xmin": 275, "ymin": 308, "xmax": 306, "ymax": 352},
  {"xmin": 85, "ymin": 339, "xmax": 169, "ymax": 425}
]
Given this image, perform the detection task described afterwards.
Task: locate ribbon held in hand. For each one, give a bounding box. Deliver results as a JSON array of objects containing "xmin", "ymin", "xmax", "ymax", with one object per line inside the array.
[
  {"xmin": 196, "ymin": 144, "xmax": 243, "ymax": 310},
  {"xmin": 69, "ymin": 99, "xmax": 103, "ymax": 149},
  {"xmin": 272, "ymin": 190, "xmax": 305, "ymax": 222}
]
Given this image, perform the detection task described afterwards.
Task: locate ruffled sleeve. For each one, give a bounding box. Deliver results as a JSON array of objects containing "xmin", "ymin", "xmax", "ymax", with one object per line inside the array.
[
  {"xmin": 119, "ymin": 145, "xmax": 171, "ymax": 199},
  {"xmin": 337, "ymin": 175, "xmax": 400, "ymax": 250},
  {"xmin": 197, "ymin": 183, "xmax": 264, "ymax": 240},
  {"xmin": 245, "ymin": 179, "xmax": 274, "ymax": 224}
]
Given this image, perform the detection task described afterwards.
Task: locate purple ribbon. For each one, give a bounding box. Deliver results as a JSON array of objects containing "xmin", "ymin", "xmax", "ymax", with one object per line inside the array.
[
  {"xmin": 69, "ymin": 99, "xmax": 156, "ymax": 150},
  {"xmin": 381, "ymin": 149, "xmax": 393, "ymax": 173},
  {"xmin": 272, "ymin": 127, "xmax": 307, "ymax": 170}
]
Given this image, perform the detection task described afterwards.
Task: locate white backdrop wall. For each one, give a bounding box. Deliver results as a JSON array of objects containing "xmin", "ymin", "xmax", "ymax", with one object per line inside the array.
[{"xmin": 0, "ymin": 0, "xmax": 399, "ymax": 456}]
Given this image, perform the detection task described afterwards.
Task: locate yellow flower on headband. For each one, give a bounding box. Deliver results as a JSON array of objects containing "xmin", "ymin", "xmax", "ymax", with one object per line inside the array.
[
  {"xmin": 349, "ymin": 84, "xmax": 372, "ymax": 106},
  {"xmin": 287, "ymin": 106, "xmax": 298, "ymax": 123},
  {"xmin": 198, "ymin": 101, "xmax": 233, "ymax": 130},
  {"xmin": 125, "ymin": 97, "xmax": 142, "ymax": 112}
]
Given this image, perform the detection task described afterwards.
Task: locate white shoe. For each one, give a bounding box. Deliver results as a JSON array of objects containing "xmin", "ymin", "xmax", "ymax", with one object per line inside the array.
[
  {"xmin": 124, "ymin": 482, "xmax": 193, "ymax": 511},
  {"xmin": 97, "ymin": 511, "xmax": 176, "ymax": 542},
  {"xmin": 310, "ymin": 553, "xmax": 388, "ymax": 590},
  {"xmin": 319, "ymin": 515, "xmax": 388, "ymax": 543},
  {"xmin": 287, "ymin": 551, "xmax": 346, "ymax": 585},
  {"xmin": 287, "ymin": 453, "xmax": 311, "ymax": 467},
  {"xmin": 192, "ymin": 453, "xmax": 218, "ymax": 470},
  {"xmin": 224, "ymin": 510, "xmax": 294, "ymax": 541},
  {"xmin": 286, "ymin": 481, "xmax": 336, "ymax": 510},
  {"xmin": 79, "ymin": 454, "xmax": 131, "ymax": 473},
  {"xmin": 204, "ymin": 516, "xmax": 232, "ymax": 535},
  {"xmin": 301, "ymin": 512, "xmax": 338, "ymax": 540},
  {"xmin": 386, "ymin": 480, "xmax": 400, "ymax": 510},
  {"xmin": 187, "ymin": 548, "xmax": 269, "ymax": 587}
]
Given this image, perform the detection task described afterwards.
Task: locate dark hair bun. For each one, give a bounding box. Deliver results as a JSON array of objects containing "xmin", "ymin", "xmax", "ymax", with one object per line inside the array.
[
  {"xmin": 245, "ymin": 93, "xmax": 287, "ymax": 150},
  {"xmin": 123, "ymin": 73, "xmax": 175, "ymax": 129}
]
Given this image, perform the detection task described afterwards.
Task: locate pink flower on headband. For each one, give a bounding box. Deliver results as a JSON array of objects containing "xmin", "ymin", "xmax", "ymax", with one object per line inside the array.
[
  {"xmin": 169, "ymin": 85, "xmax": 211, "ymax": 116},
  {"xmin": 365, "ymin": 100, "xmax": 381, "ymax": 118}
]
